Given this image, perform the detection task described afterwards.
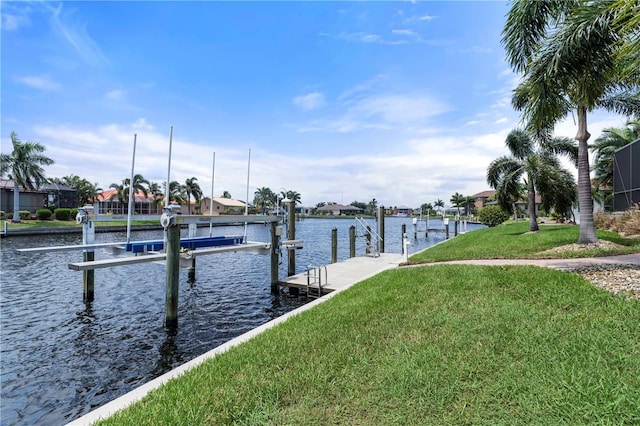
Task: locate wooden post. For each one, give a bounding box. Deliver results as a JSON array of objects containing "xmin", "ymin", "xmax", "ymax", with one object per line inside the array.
[
  {"xmin": 82, "ymin": 221, "xmax": 95, "ymax": 303},
  {"xmin": 349, "ymin": 225, "xmax": 356, "ymax": 258},
  {"xmin": 445, "ymin": 222, "xmax": 450, "ymax": 239},
  {"xmin": 165, "ymin": 223, "xmax": 180, "ymax": 328},
  {"xmin": 454, "ymin": 220, "xmax": 458, "ymax": 237},
  {"xmin": 378, "ymin": 206, "xmax": 385, "ymax": 253},
  {"xmin": 331, "ymin": 227, "xmax": 338, "ymax": 263},
  {"xmin": 270, "ymin": 221, "xmax": 279, "ymax": 293},
  {"xmin": 365, "ymin": 225, "xmax": 372, "ymax": 255},
  {"xmin": 401, "ymin": 224, "xmax": 406, "ymax": 255},
  {"xmin": 287, "ymin": 202, "xmax": 295, "ymax": 276},
  {"xmin": 413, "ymin": 220, "xmax": 417, "ymax": 240}
]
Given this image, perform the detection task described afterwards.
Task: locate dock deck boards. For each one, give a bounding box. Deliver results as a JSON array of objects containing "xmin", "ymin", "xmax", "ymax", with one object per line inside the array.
[{"xmin": 279, "ymin": 253, "xmax": 405, "ymax": 295}]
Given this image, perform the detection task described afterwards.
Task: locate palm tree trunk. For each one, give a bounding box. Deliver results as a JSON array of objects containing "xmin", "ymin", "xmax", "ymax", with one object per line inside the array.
[
  {"xmin": 575, "ymin": 105, "xmax": 598, "ymax": 244},
  {"xmin": 12, "ymin": 179, "xmax": 21, "ymax": 222},
  {"xmin": 528, "ymin": 180, "xmax": 538, "ymax": 232}
]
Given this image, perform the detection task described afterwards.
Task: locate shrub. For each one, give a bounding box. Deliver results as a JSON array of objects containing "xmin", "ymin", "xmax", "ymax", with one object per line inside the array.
[
  {"xmin": 478, "ymin": 205, "xmax": 509, "ymax": 227},
  {"xmin": 36, "ymin": 209, "xmax": 52, "ymax": 220},
  {"xmin": 54, "ymin": 208, "xmax": 72, "ymax": 221},
  {"xmin": 0, "ymin": 211, "xmax": 4, "ymax": 219},
  {"xmin": 19, "ymin": 210, "xmax": 30, "ymax": 220},
  {"xmin": 70, "ymin": 208, "xmax": 78, "ymax": 220},
  {"xmin": 595, "ymin": 204, "xmax": 640, "ymax": 237}
]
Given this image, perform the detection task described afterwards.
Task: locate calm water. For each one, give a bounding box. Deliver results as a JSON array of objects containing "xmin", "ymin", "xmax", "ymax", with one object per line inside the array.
[{"xmin": 0, "ymin": 217, "xmax": 481, "ymax": 425}]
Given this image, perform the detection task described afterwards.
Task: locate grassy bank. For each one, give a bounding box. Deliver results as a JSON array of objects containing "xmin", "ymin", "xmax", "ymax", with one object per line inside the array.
[
  {"xmin": 409, "ymin": 221, "xmax": 640, "ymax": 263},
  {"xmin": 85, "ymin": 221, "xmax": 640, "ymax": 425},
  {"xmin": 99, "ymin": 265, "xmax": 640, "ymax": 425}
]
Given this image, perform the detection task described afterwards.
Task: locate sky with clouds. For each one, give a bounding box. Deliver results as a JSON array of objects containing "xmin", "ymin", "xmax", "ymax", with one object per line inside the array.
[{"xmin": 1, "ymin": 1, "xmax": 629, "ymax": 208}]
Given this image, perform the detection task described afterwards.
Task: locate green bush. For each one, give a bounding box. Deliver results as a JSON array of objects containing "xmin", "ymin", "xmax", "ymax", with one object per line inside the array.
[
  {"xmin": 19, "ymin": 210, "xmax": 30, "ymax": 220},
  {"xmin": 478, "ymin": 205, "xmax": 509, "ymax": 227},
  {"xmin": 36, "ymin": 209, "xmax": 52, "ymax": 220},
  {"xmin": 70, "ymin": 208, "xmax": 78, "ymax": 219},
  {"xmin": 54, "ymin": 208, "xmax": 72, "ymax": 221},
  {"xmin": 0, "ymin": 211, "xmax": 4, "ymax": 219}
]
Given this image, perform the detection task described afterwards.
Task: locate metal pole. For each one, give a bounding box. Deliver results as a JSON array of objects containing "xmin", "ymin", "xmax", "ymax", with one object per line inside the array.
[
  {"xmin": 165, "ymin": 222, "xmax": 180, "ymax": 328},
  {"xmin": 209, "ymin": 152, "xmax": 215, "ymax": 237},
  {"xmin": 244, "ymin": 148, "xmax": 251, "ymax": 242},
  {"xmin": 331, "ymin": 227, "xmax": 337, "ymax": 263},
  {"xmin": 366, "ymin": 225, "xmax": 372, "ymax": 255},
  {"xmin": 401, "ymin": 223, "xmax": 406, "ymax": 255},
  {"xmin": 270, "ymin": 221, "xmax": 279, "ymax": 293},
  {"xmin": 126, "ymin": 133, "xmax": 137, "ymax": 243},
  {"xmin": 349, "ymin": 225, "xmax": 356, "ymax": 258},
  {"xmin": 378, "ymin": 206, "xmax": 385, "ymax": 253},
  {"xmin": 82, "ymin": 220, "xmax": 95, "ymax": 302},
  {"xmin": 287, "ymin": 200, "xmax": 295, "ymax": 276}
]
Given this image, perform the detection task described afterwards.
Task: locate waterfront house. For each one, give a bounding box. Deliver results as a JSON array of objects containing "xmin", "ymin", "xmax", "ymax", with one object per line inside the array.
[
  {"xmin": 316, "ymin": 204, "xmax": 363, "ymax": 216},
  {"xmin": 0, "ymin": 179, "xmax": 77, "ymax": 215},
  {"xmin": 199, "ymin": 197, "xmax": 246, "ymax": 215}
]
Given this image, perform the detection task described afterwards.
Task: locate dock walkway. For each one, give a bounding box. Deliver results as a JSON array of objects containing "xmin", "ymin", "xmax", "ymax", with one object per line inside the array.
[{"xmin": 279, "ymin": 253, "xmax": 405, "ymax": 295}]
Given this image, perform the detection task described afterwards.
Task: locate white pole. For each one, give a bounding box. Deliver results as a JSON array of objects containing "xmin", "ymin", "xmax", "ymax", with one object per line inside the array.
[
  {"xmin": 164, "ymin": 125, "xmax": 174, "ymax": 252},
  {"xmin": 209, "ymin": 152, "xmax": 216, "ymax": 237},
  {"xmin": 165, "ymin": 125, "xmax": 173, "ymax": 209},
  {"xmin": 244, "ymin": 148, "xmax": 251, "ymax": 243},
  {"xmin": 126, "ymin": 134, "xmax": 137, "ymax": 243}
]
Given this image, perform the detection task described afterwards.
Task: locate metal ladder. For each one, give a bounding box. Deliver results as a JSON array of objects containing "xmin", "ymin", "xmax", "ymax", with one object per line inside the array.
[
  {"xmin": 306, "ymin": 264, "xmax": 328, "ymax": 298},
  {"xmin": 354, "ymin": 216, "xmax": 382, "ymax": 257}
]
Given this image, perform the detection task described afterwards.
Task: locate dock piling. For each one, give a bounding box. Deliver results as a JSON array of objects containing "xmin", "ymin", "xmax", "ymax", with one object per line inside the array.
[
  {"xmin": 349, "ymin": 225, "xmax": 356, "ymax": 258},
  {"xmin": 378, "ymin": 206, "xmax": 385, "ymax": 253},
  {"xmin": 164, "ymin": 211, "xmax": 180, "ymax": 329},
  {"xmin": 331, "ymin": 228, "xmax": 337, "ymax": 263},
  {"xmin": 287, "ymin": 200, "xmax": 296, "ymax": 276},
  {"xmin": 270, "ymin": 222, "xmax": 279, "ymax": 293},
  {"xmin": 82, "ymin": 221, "xmax": 95, "ymax": 303},
  {"xmin": 401, "ymin": 224, "xmax": 406, "ymax": 255}
]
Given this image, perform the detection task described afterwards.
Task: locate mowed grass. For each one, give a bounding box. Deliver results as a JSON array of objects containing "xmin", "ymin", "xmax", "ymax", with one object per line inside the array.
[
  {"xmin": 410, "ymin": 221, "xmax": 640, "ymax": 263},
  {"xmin": 99, "ymin": 265, "xmax": 640, "ymax": 425}
]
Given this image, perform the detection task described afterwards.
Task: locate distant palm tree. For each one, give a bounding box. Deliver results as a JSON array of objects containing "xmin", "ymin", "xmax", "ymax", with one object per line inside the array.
[
  {"xmin": 449, "ymin": 193, "xmax": 465, "ymax": 216},
  {"xmin": 109, "ymin": 174, "xmax": 150, "ymax": 213},
  {"xmin": 281, "ymin": 190, "xmax": 302, "ymax": 205},
  {"xmin": 221, "ymin": 190, "xmax": 232, "ymax": 199},
  {"xmin": 463, "ymin": 196, "xmax": 477, "ymax": 217},
  {"xmin": 184, "ymin": 177, "xmax": 203, "ymax": 214},
  {"xmin": 253, "ymin": 187, "xmax": 274, "ymax": 214},
  {"xmin": 164, "ymin": 181, "xmax": 187, "ymax": 206},
  {"xmin": 0, "ymin": 132, "xmax": 54, "ymax": 222},
  {"xmin": 487, "ymin": 128, "xmax": 577, "ymax": 232},
  {"xmin": 434, "ymin": 199, "xmax": 444, "ymax": 216},
  {"xmin": 148, "ymin": 181, "xmax": 164, "ymax": 211}
]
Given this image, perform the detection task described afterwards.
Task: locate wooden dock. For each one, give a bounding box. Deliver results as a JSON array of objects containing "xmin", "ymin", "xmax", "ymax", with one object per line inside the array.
[{"xmin": 278, "ymin": 253, "xmax": 405, "ymax": 296}]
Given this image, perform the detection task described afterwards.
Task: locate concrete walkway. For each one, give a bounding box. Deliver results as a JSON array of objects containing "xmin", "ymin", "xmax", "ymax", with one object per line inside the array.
[{"xmin": 415, "ymin": 253, "xmax": 640, "ymax": 270}]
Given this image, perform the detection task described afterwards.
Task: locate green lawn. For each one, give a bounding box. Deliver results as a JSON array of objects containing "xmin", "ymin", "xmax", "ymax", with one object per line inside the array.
[
  {"xmin": 409, "ymin": 221, "xmax": 640, "ymax": 263},
  {"xmin": 99, "ymin": 265, "xmax": 640, "ymax": 425}
]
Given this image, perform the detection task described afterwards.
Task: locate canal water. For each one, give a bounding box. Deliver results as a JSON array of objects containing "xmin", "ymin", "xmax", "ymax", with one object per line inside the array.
[{"xmin": 0, "ymin": 217, "xmax": 481, "ymax": 425}]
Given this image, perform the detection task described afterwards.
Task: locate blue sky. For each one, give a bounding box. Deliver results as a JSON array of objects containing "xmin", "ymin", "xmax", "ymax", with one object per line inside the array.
[{"xmin": 1, "ymin": 1, "xmax": 626, "ymax": 208}]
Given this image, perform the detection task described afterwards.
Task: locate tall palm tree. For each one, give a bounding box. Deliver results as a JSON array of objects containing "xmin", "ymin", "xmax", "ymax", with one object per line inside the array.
[
  {"xmin": 281, "ymin": 190, "xmax": 302, "ymax": 205},
  {"xmin": 148, "ymin": 181, "xmax": 164, "ymax": 211},
  {"xmin": 0, "ymin": 132, "xmax": 54, "ymax": 222},
  {"xmin": 449, "ymin": 192, "xmax": 465, "ymax": 216},
  {"xmin": 184, "ymin": 177, "xmax": 203, "ymax": 215},
  {"xmin": 502, "ymin": 0, "xmax": 640, "ymax": 243},
  {"xmin": 487, "ymin": 129, "xmax": 577, "ymax": 232}
]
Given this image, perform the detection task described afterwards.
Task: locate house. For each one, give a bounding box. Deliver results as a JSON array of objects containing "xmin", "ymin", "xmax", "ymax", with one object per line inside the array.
[
  {"xmin": 393, "ymin": 205, "xmax": 413, "ymax": 216},
  {"xmin": 613, "ymin": 138, "xmax": 639, "ymax": 211},
  {"xmin": 1, "ymin": 179, "xmax": 77, "ymax": 214},
  {"xmin": 199, "ymin": 197, "xmax": 246, "ymax": 215},
  {"xmin": 472, "ymin": 189, "xmax": 543, "ymax": 216},
  {"xmin": 316, "ymin": 204, "xmax": 363, "ymax": 216},
  {"xmin": 95, "ymin": 189, "xmax": 157, "ymax": 215}
]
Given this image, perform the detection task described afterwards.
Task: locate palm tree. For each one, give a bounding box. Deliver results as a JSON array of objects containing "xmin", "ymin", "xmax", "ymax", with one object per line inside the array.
[
  {"xmin": 434, "ymin": 199, "xmax": 444, "ymax": 216},
  {"xmin": 449, "ymin": 193, "xmax": 465, "ymax": 217},
  {"xmin": 50, "ymin": 174, "xmax": 102, "ymax": 206},
  {"xmin": 253, "ymin": 187, "xmax": 274, "ymax": 214},
  {"xmin": 590, "ymin": 120, "xmax": 640, "ymax": 206},
  {"xmin": 184, "ymin": 177, "xmax": 203, "ymax": 215},
  {"xmin": 163, "ymin": 180, "xmax": 187, "ymax": 206},
  {"xmin": 0, "ymin": 132, "xmax": 54, "ymax": 222},
  {"xmin": 148, "ymin": 181, "xmax": 164, "ymax": 211},
  {"xmin": 221, "ymin": 190, "xmax": 232, "ymax": 199},
  {"xmin": 281, "ymin": 190, "xmax": 302, "ymax": 206},
  {"xmin": 487, "ymin": 128, "xmax": 577, "ymax": 232},
  {"xmin": 463, "ymin": 196, "xmax": 477, "ymax": 217},
  {"xmin": 109, "ymin": 174, "xmax": 149, "ymax": 214},
  {"xmin": 502, "ymin": 0, "xmax": 640, "ymax": 243}
]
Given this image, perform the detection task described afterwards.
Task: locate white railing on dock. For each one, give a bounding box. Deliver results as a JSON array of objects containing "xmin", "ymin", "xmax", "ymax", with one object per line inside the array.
[
  {"xmin": 354, "ymin": 217, "xmax": 381, "ymax": 257},
  {"xmin": 306, "ymin": 264, "xmax": 328, "ymax": 298}
]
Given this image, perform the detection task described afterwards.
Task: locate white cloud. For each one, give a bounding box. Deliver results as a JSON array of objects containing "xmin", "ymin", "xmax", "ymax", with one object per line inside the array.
[
  {"xmin": 14, "ymin": 74, "xmax": 61, "ymax": 90},
  {"xmin": 391, "ymin": 29, "xmax": 417, "ymax": 37},
  {"xmin": 105, "ymin": 89, "xmax": 126, "ymax": 101},
  {"xmin": 293, "ymin": 92, "xmax": 326, "ymax": 111},
  {"xmin": 494, "ymin": 117, "xmax": 508, "ymax": 124},
  {"xmin": 1, "ymin": 3, "xmax": 31, "ymax": 31}
]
